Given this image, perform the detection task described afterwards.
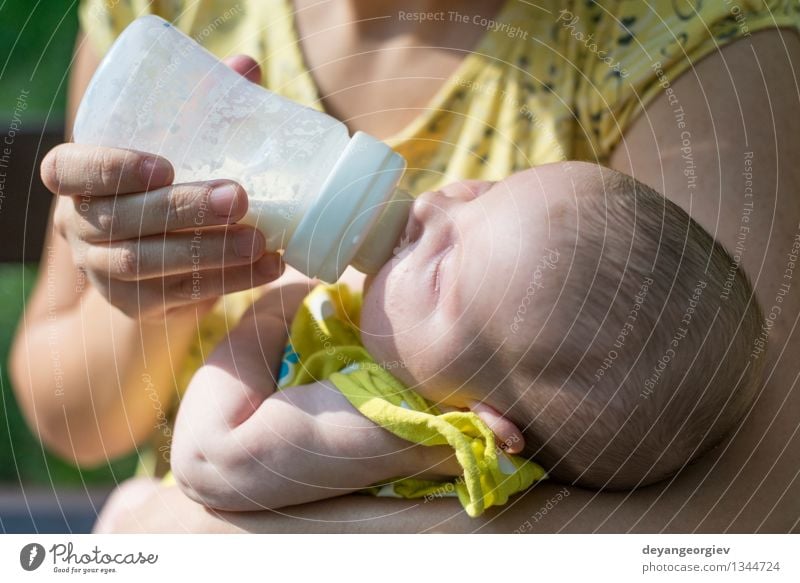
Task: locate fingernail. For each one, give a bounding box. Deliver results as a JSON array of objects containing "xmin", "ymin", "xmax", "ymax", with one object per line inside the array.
[
  {"xmin": 233, "ymin": 229, "xmax": 264, "ymax": 258},
  {"xmin": 209, "ymin": 183, "xmax": 240, "ymax": 218},
  {"xmin": 255, "ymin": 254, "xmax": 284, "ymax": 278},
  {"xmin": 141, "ymin": 157, "xmax": 173, "ymax": 185}
]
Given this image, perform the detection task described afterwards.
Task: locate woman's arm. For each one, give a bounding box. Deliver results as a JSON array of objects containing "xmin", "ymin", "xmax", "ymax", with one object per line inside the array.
[
  {"xmin": 605, "ymin": 27, "xmax": 800, "ymax": 532},
  {"xmin": 9, "ymin": 33, "xmax": 205, "ymax": 465},
  {"xmin": 10, "ymin": 35, "xmax": 282, "ymax": 466},
  {"xmin": 108, "ymin": 28, "xmax": 800, "ymax": 533}
]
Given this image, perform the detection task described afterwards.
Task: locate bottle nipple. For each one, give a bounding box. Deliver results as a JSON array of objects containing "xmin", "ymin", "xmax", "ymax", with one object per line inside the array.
[{"xmin": 350, "ymin": 188, "xmax": 413, "ymax": 274}]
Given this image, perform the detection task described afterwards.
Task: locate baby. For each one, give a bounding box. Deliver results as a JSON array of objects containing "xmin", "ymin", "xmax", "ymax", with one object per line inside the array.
[{"xmin": 171, "ymin": 161, "xmax": 764, "ymax": 517}]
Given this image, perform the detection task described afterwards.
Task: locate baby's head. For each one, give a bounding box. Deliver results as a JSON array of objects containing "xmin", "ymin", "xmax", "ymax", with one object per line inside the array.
[{"xmin": 360, "ymin": 161, "xmax": 764, "ymax": 489}]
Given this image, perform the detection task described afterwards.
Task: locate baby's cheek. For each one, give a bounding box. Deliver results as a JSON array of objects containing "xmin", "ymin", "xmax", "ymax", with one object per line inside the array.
[
  {"xmin": 359, "ymin": 289, "xmax": 390, "ymax": 355},
  {"xmin": 360, "ymin": 271, "xmax": 411, "ymax": 362},
  {"xmin": 360, "ymin": 260, "xmax": 450, "ymax": 381}
]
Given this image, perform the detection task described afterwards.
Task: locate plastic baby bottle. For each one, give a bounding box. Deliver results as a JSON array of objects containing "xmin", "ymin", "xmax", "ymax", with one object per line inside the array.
[{"xmin": 72, "ymin": 15, "xmax": 410, "ymax": 282}]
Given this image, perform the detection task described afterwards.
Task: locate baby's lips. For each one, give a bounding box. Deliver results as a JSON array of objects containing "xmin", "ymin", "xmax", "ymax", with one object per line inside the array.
[
  {"xmin": 390, "ymin": 238, "xmax": 414, "ymax": 262},
  {"xmin": 390, "ymin": 211, "xmax": 423, "ymax": 259}
]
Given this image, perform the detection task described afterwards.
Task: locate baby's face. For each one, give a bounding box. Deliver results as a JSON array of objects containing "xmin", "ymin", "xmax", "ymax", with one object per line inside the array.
[{"xmin": 360, "ymin": 162, "xmax": 600, "ymax": 406}]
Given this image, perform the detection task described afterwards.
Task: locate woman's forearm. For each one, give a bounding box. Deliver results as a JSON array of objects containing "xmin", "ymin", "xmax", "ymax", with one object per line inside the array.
[{"xmin": 11, "ymin": 279, "xmax": 201, "ymax": 465}]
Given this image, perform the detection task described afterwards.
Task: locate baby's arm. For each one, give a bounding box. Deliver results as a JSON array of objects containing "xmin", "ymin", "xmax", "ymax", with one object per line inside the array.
[{"xmin": 171, "ymin": 284, "xmax": 460, "ymax": 511}]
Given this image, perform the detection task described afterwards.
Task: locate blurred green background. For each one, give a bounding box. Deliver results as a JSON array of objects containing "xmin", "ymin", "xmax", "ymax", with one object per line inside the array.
[
  {"xmin": 0, "ymin": 0, "xmax": 76, "ymax": 121},
  {"xmin": 0, "ymin": 0, "xmax": 137, "ymax": 487}
]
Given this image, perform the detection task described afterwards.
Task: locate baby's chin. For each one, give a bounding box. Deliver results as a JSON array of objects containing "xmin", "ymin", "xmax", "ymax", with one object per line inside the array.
[{"xmin": 358, "ymin": 275, "xmax": 393, "ymax": 359}]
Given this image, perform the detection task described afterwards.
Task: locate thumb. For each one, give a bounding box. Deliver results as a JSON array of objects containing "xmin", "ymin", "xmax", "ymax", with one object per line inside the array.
[
  {"xmin": 223, "ymin": 54, "xmax": 262, "ymax": 85},
  {"xmin": 468, "ymin": 400, "xmax": 525, "ymax": 455}
]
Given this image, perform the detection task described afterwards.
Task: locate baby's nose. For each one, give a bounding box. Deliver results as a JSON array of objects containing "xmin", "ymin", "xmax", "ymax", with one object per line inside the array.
[{"xmin": 411, "ymin": 189, "xmax": 455, "ymax": 225}]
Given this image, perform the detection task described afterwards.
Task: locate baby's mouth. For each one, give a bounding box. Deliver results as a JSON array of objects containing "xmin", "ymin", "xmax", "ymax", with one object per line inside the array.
[
  {"xmin": 392, "ymin": 228, "xmax": 411, "ymax": 256},
  {"xmin": 390, "ymin": 232, "xmax": 418, "ymax": 262},
  {"xmin": 391, "ymin": 213, "xmax": 423, "ymax": 259}
]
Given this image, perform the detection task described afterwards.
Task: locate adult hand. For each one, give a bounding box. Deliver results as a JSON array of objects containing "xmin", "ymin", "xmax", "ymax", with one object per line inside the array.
[{"xmin": 42, "ymin": 55, "xmax": 283, "ymax": 319}]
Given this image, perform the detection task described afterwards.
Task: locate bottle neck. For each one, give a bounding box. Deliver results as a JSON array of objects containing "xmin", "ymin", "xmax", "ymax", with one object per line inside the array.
[
  {"xmin": 282, "ymin": 131, "xmax": 408, "ymax": 281},
  {"xmin": 350, "ymin": 188, "xmax": 413, "ymax": 274}
]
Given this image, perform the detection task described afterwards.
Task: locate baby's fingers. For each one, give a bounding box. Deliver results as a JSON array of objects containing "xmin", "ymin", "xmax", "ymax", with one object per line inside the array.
[
  {"xmin": 41, "ymin": 143, "xmax": 173, "ymax": 196},
  {"xmin": 469, "ymin": 401, "xmax": 525, "ymax": 455}
]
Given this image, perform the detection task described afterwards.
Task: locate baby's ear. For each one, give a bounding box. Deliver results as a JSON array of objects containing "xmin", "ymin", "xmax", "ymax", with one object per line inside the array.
[{"xmin": 468, "ymin": 401, "xmax": 525, "ymax": 455}]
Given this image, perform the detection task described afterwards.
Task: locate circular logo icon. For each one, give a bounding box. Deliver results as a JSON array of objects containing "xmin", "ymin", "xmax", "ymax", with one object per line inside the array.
[{"xmin": 19, "ymin": 543, "xmax": 46, "ymax": 571}]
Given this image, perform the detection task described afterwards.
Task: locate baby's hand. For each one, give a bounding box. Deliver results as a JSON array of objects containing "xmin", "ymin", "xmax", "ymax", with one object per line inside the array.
[
  {"xmin": 468, "ymin": 401, "xmax": 525, "ymax": 455},
  {"xmin": 439, "ymin": 402, "xmax": 525, "ymax": 455}
]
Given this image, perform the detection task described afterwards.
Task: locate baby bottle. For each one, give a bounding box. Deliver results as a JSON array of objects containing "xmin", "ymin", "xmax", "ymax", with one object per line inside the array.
[{"xmin": 72, "ymin": 15, "xmax": 410, "ymax": 282}]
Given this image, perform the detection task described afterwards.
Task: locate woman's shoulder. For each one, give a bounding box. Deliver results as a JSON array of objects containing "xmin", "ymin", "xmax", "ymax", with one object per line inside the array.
[
  {"xmin": 605, "ymin": 0, "xmax": 800, "ymax": 78},
  {"xmin": 567, "ymin": 0, "xmax": 800, "ymax": 158}
]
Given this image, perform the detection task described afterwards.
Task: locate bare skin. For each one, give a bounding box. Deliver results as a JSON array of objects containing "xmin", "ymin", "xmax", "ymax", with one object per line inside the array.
[
  {"xmin": 10, "ymin": 46, "xmax": 284, "ymax": 466},
  {"xmin": 292, "ymin": 0, "xmax": 506, "ymax": 140},
  {"xmin": 103, "ymin": 27, "xmax": 799, "ymax": 534},
  {"xmin": 13, "ymin": 0, "xmax": 800, "ymax": 532},
  {"xmin": 169, "ymin": 168, "xmax": 589, "ymax": 514}
]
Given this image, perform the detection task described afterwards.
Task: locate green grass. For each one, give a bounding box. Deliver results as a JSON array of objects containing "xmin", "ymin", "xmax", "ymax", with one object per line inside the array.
[
  {"xmin": 0, "ymin": 0, "xmax": 79, "ymax": 122},
  {"xmin": 0, "ymin": 267, "xmax": 138, "ymax": 486}
]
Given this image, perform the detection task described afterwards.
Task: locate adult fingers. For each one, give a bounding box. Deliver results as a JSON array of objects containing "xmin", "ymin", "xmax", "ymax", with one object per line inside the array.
[
  {"xmin": 41, "ymin": 143, "xmax": 173, "ymax": 196},
  {"xmin": 77, "ymin": 180, "xmax": 248, "ymax": 242},
  {"xmin": 107, "ymin": 254, "xmax": 284, "ymax": 318},
  {"xmin": 223, "ymin": 54, "xmax": 262, "ymax": 84},
  {"xmin": 84, "ymin": 225, "xmax": 270, "ymax": 281},
  {"xmin": 164, "ymin": 252, "xmax": 284, "ymax": 308}
]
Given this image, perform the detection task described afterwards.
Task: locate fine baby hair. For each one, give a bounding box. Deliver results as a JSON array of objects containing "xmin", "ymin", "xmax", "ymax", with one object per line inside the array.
[{"xmin": 485, "ymin": 167, "xmax": 764, "ymax": 489}]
